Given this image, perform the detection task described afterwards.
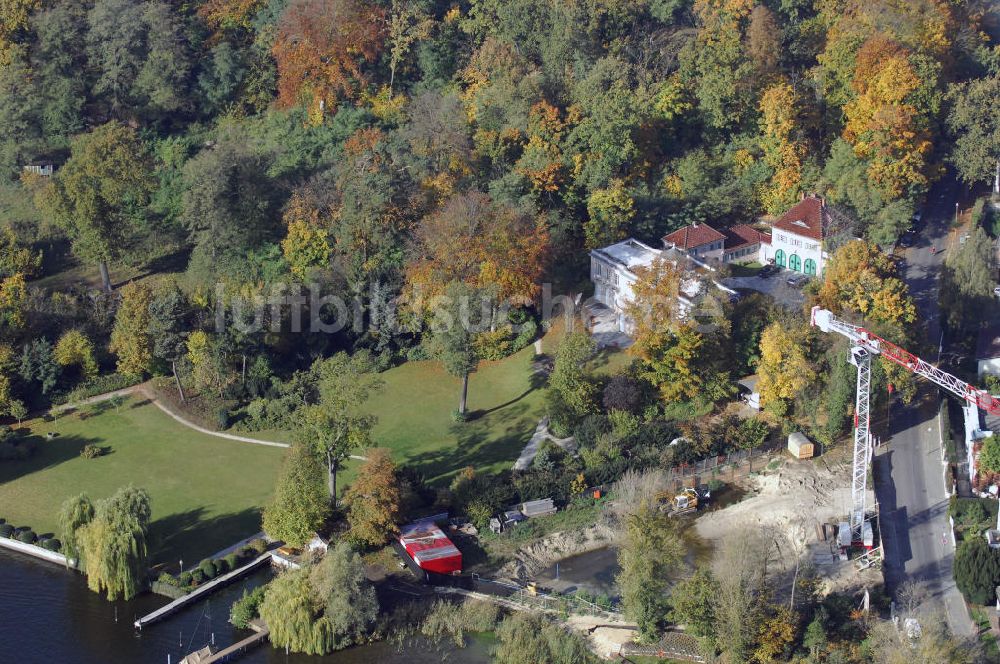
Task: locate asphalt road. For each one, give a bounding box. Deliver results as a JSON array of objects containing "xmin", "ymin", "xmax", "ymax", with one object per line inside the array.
[{"xmin": 873, "ymin": 178, "xmax": 974, "ymax": 635}]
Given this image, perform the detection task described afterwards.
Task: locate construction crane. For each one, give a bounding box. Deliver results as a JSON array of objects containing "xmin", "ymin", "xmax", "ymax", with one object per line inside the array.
[{"xmin": 810, "ymin": 306, "xmax": 1000, "ymax": 542}]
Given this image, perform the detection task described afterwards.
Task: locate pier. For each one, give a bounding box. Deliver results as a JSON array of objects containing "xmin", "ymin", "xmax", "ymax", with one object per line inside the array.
[
  {"xmin": 134, "ymin": 553, "xmax": 272, "ymax": 630},
  {"xmin": 180, "ymin": 620, "xmax": 269, "ymax": 664}
]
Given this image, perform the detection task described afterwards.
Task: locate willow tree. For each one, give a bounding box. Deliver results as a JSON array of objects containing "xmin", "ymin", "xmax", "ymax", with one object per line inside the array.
[
  {"xmin": 58, "ymin": 493, "xmax": 94, "ymax": 565},
  {"xmin": 259, "ymin": 542, "xmax": 377, "ymax": 655},
  {"xmin": 76, "ymin": 486, "xmax": 151, "ymax": 600}
]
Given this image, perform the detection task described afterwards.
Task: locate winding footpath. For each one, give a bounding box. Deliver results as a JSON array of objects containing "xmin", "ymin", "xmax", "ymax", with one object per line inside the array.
[{"xmin": 52, "ymin": 383, "xmax": 368, "ymax": 460}]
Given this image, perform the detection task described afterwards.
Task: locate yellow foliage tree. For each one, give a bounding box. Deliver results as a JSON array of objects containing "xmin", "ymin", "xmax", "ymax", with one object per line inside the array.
[
  {"xmin": 584, "ymin": 179, "xmax": 634, "ymax": 250},
  {"xmin": 843, "ymin": 36, "xmax": 932, "ymax": 198},
  {"xmin": 54, "ymin": 330, "xmax": 98, "ymax": 381},
  {"xmin": 759, "ymin": 81, "xmax": 806, "ymax": 214},
  {"xmin": 186, "ymin": 329, "xmax": 217, "ymax": 393},
  {"xmin": 817, "ymin": 240, "xmax": 916, "ymax": 329},
  {"xmin": 280, "ymin": 193, "xmax": 331, "ymax": 280},
  {"xmin": 758, "ymin": 322, "xmax": 813, "ymax": 412},
  {"xmin": 109, "ymin": 281, "xmax": 153, "ymax": 378}
]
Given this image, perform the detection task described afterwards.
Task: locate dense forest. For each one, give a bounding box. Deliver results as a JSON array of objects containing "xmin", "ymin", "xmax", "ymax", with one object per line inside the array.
[{"xmin": 0, "ymin": 0, "xmax": 997, "ymax": 357}]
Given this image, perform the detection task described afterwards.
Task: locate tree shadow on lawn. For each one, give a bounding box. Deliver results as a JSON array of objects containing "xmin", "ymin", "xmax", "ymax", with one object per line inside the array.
[
  {"xmin": 148, "ymin": 506, "xmax": 263, "ymax": 569},
  {"xmin": 0, "ymin": 433, "xmax": 103, "ymax": 485},
  {"xmin": 404, "ymin": 401, "xmax": 536, "ymax": 485},
  {"xmin": 467, "ymin": 368, "xmax": 547, "ymax": 421}
]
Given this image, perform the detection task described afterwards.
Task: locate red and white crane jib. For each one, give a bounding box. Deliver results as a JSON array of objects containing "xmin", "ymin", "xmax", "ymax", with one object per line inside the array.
[{"xmin": 810, "ymin": 306, "xmax": 1000, "ymax": 416}]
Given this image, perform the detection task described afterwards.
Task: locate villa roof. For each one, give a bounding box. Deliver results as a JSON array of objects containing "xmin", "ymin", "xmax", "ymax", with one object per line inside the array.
[
  {"xmin": 773, "ymin": 196, "xmax": 828, "ymax": 241},
  {"xmin": 591, "ymin": 238, "xmax": 662, "ymax": 274},
  {"xmin": 723, "ymin": 224, "xmax": 770, "ymax": 251},
  {"xmin": 662, "ymin": 223, "xmax": 726, "ymax": 250}
]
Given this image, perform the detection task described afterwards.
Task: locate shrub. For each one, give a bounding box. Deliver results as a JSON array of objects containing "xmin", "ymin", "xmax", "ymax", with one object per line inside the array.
[
  {"xmin": 41, "ymin": 538, "xmax": 62, "ymax": 552},
  {"xmin": 80, "ymin": 444, "xmax": 104, "ymax": 459},
  {"xmin": 157, "ymin": 572, "xmax": 178, "ymax": 587},
  {"xmin": 224, "ymin": 553, "xmax": 239, "ymax": 570},
  {"xmin": 190, "ymin": 569, "xmax": 205, "ymax": 585},
  {"xmin": 199, "ymin": 559, "xmax": 217, "ymax": 580},
  {"xmin": 178, "ymin": 571, "xmax": 192, "ymax": 587},
  {"xmin": 249, "ymin": 538, "xmax": 268, "ymax": 554},
  {"xmin": 707, "ymin": 479, "xmax": 725, "ymax": 493},
  {"xmin": 511, "ymin": 318, "xmax": 539, "ymax": 352},
  {"xmin": 52, "ymin": 373, "xmax": 141, "ymax": 405},
  {"xmin": 215, "ymin": 557, "xmax": 230, "ymax": 575},
  {"xmin": 955, "ymin": 536, "xmax": 1000, "ymax": 605},
  {"xmin": 230, "ymin": 586, "xmax": 267, "ymax": 629},
  {"xmin": 474, "ymin": 327, "xmax": 514, "ymax": 361},
  {"xmin": 0, "ymin": 524, "xmax": 12, "ymax": 538},
  {"xmin": 451, "ymin": 409, "xmax": 468, "ymax": 423},
  {"xmin": 17, "ymin": 530, "xmax": 36, "ymax": 544}
]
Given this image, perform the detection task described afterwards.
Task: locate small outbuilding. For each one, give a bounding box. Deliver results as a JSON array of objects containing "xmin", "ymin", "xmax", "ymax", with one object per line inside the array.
[{"xmin": 787, "ymin": 432, "xmax": 814, "ymax": 460}]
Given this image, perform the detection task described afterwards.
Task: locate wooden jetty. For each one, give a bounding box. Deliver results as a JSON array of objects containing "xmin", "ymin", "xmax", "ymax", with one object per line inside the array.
[
  {"xmin": 180, "ymin": 620, "xmax": 269, "ymax": 664},
  {"xmin": 134, "ymin": 554, "xmax": 272, "ymax": 630}
]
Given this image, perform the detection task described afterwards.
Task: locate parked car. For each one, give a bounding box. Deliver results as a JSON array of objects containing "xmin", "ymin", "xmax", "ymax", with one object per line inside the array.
[
  {"xmin": 758, "ymin": 264, "xmax": 780, "ymax": 278},
  {"xmin": 786, "ymin": 274, "xmax": 808, "ymax": 288},
  {"xmin": 993, "ymin": 286, "xmax": 1000, "ymax": 299},
  {"xmin": 899, "ymin": 232, "xmax": 914, "ymax": 248}
]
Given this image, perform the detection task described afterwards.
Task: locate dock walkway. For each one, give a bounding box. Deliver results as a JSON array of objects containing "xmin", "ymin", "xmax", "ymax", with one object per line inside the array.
[
  {"xmin": 134, "ymin": 554, "xmax": 272, "ymax": 630},
  {"xmin": 181, "ymin": 620, "xmax": 269, "ymax": 664}
]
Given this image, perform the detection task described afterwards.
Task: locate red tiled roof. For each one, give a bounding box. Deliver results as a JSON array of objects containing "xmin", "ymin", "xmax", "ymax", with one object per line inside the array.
[
  {"xmin": 773, "ymin": 196, "xmax": 827, "ymax": 241},
  {"xmin": 662, "ymin": 223, "xmax": 726, "ymax": 250},
  {"xmin": 723, "ymin": 224, "xmax": 769, "ymax": 251}
]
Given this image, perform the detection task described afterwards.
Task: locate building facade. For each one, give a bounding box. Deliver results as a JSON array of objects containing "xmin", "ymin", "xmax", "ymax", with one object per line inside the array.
[
  {"xmin": 589, "ymin": 238, "xmax": 664, "ymax": 333},
  {"xmin": 660, "ymin": 195, "xmax": 833, "ymax": 276},
  {"xmin": 770, "ymin": 196, "xmax": 829, "ymax": 276}
]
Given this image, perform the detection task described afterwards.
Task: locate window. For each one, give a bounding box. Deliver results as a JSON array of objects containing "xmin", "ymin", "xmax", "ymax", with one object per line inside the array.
[
  {"xmin": 804, "ymin": 258, "xmax": 816, "ymax": 276},
  {"xmin": 789, "ymin": 254, "xmax": 801, "ymax": 272},
  {"xmin": 774, "ymin": 249, "xmax": 785, "ymax": 267}
]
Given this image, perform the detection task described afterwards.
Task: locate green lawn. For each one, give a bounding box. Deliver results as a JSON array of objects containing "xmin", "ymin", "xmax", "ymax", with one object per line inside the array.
[
  {"xmin": 0, "ymin": 396, "xmax": 286, "ymax": 566},
  {"xmin": 361, "ymin": 343, "xmax": 546, "ymax": 485},
  {"xmin": 358, "ymin": 327, "xmax": 627, "ymax": 486}
]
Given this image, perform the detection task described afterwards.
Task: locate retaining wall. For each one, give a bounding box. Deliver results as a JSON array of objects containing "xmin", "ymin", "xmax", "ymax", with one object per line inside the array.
[{"xmin": 0, "ymin": 536, "xmax": 73, "ymax": 567}]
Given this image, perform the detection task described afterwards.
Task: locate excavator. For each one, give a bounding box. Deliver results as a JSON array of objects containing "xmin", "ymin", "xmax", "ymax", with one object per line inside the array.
[{"xmin": 657, "ymin": 486, "xmax": 710, "ymax": 515}]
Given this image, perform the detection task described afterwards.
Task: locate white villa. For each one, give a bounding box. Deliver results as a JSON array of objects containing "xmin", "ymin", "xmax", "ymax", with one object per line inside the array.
[
  {"xmin": 589, "ymin": 238, "xmax": 663, "ymax": 336},
  {"xmin": 588, "ymin": 238, "xmax": 734, "ymax": 340}
]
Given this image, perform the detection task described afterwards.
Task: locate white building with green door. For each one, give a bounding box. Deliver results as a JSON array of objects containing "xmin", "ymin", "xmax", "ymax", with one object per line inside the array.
[{"xmin": 770, "ymin": 195, "xmax": 830, "ymax": 276}]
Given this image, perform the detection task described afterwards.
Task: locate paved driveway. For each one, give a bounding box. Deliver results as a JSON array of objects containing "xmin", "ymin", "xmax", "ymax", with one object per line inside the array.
[{"xmin": 723, "ymin": 272, "xmax": 807, "ymax": 309}]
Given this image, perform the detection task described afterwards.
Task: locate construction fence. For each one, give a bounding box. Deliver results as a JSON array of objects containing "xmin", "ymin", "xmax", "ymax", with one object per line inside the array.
[{"xmin": 661, "ymin": 446, "xmax": 776, "ymax": 493}]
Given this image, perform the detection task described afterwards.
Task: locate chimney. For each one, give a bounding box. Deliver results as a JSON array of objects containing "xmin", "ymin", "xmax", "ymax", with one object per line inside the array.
[{"xmin": 692, "ymin": 220, "xmax": 698, "ymax": 228}]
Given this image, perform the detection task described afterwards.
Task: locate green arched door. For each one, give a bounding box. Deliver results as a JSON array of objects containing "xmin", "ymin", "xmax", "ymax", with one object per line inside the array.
[
  {"xmin": 789, "ymin": 254, "xmax": 801, "ymax": 272},
  {"xmin": 774, "ymin": 249, "xmax": 785, "ymax": 268},
  {"xmin": 803, "ymin": 258, "xmax": 816, "ymax": 276}
]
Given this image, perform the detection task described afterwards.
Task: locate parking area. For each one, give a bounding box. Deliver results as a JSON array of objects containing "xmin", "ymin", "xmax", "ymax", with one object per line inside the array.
[{"xmin": 722, "ymin": 269, "xmax": 809, "ymax": 309}]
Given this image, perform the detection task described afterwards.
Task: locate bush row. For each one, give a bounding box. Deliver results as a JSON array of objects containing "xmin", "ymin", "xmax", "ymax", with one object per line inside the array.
[
  {"xmin": 157, "ymin": 539, "xmax": 268, "ymax": 591},
  {"xmin": 0, "ymin": 518, "xmax": 60, "ymax": 551},
  {"xmin": 51, "ymin": 373, "xmax": 142, "ymax": 406}
]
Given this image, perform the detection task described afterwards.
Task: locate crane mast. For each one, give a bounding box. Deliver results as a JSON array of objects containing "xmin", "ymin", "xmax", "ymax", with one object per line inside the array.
[{"xmin": 811, "ymin": 307, "xmax": 1000, "ymax": 541}]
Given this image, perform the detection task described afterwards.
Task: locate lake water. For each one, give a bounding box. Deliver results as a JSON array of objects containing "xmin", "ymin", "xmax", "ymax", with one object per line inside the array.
[{"xmin": 0, "ymin": 548, "xmax": 492, "ymax": 664}]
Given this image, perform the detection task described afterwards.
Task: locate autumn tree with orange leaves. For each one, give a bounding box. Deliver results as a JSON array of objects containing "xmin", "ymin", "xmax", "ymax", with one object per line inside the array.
[
  {"xmin": 405, "ymin": 190, "xmax": 548, "ymax": 311},
  {"xmin": 273, "ymin": 0, "xmax": 385, "ymax": 115},
  {"xmin": 842, "ymin": 35, "xmax": 934, "ymax": 198}
]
